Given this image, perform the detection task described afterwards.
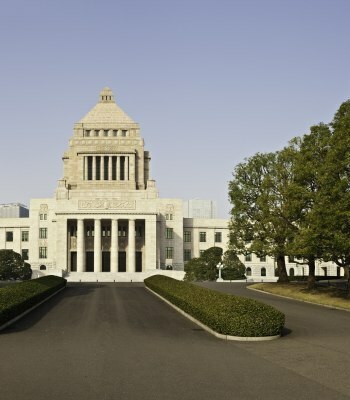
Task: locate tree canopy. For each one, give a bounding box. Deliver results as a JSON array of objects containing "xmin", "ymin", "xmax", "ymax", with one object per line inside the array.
[{"xmin": 0, "ymin": 250, "xmax": 32, "ymax": 280}]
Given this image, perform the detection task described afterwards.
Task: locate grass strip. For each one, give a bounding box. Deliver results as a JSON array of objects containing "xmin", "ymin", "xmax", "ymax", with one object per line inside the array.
[{"xmin": 250, "ymin": 282, "xmax": 350, "ymax": 310}]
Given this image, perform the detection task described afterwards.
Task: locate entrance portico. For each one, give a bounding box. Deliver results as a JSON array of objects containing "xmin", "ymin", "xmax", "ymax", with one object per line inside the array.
[{"xmin": 67, "ymin": 216, "xmax": 156, "ymax": 273}]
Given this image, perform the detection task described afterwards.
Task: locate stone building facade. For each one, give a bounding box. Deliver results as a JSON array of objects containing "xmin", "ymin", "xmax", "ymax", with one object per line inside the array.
[{"xmin": 0, "ymin": 88, "xmax": 341, "ymax": 281}]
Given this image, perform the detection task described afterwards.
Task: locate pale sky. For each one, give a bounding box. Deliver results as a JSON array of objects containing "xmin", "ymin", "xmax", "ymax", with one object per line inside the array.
[{"xmin": 0, "ymin": 0, "xmax": 349, "ymax": 217}]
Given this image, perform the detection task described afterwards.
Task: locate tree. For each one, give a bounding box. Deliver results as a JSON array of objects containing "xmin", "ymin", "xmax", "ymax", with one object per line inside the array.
[
  {"xmin": 184, "ymin": 247, "xmax": 223, "ymax": 281},
  {"xmin": 221, "ymin": 250, "xmax": 245, "ymax": 280},
  {"xmin": 0, "ymin": 249, "xmax": 32, "ymax": 280},
  {"xmin": 313, "ymin": 101, "xmax": 350, "ymax": 288},
  {"xmin": 286, "ymin": 124, "xmax": 332, "ymax": 289},
  {"xmin": 228, "ymin": 151, "xmax": 297, "ymax": 282}
]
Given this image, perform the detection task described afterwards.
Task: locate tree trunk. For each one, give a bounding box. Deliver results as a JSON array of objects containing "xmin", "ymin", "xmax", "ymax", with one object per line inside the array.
[
  {"xmin": 307, "ymin": 258, "xmax": 316, "ymax": 290},
  {"xmin": 276, "ymin": 254, "xmax": 289, "ymax": 283},
  {"xmin": 343, "ymin": 266, "xmax": 350, "ymax": 297}
]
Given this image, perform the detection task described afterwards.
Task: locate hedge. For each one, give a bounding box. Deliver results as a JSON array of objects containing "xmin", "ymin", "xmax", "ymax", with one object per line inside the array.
[
  {"xmin": 0, "ymin": 276, "xmax": 67, "ymax": 326},
  {"xmin": 144, "ymin": 275, "xmax": 285, "ymax": 337}
]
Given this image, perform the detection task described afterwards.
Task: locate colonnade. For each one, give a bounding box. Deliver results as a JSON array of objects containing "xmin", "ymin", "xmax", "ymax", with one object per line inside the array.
[
  {"xmin": 84, "ymin": 155, "xmax": 135, "ymax": 181},
  {"xmin": 76, "ymin": 218, "xmax": 136, "ymax": 272}
]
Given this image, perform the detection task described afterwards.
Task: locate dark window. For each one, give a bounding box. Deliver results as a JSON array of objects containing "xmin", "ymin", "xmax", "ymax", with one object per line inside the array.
[
  {"xmin": 246, "ymin": 267, "xmax": 252, "ymax": 276},
  {"xmin": 166, "ymin": 228, "xmax": 173, "ymax": 239},
  {"xmin": 88, "ymin": 156, "xmax": 93, "ymax": 180},
  {"xmin": 245, "ymin": 253, "xmax": 252, "ymax": 262},
  {"xmin": 166, "ymin": 247, "xmax": 173, "ymax": 259},
  {"xmin": 112, "ymin": 156, "xmax": 117, "ymax": 180},
  {"xmin": 199, "ymin": 232, "xmax": 206, "ymax": 242},
  {"xmin": 96, "ymin": 156, "xmax": 101, "ymax": 180},
  {"xmin": 21, "ymin": 231, "xmax": 29, "ymax": 242},
  {"xmin": 22, "ymin": 249, "xmax": 29, "ymax": 260},
  {"xmin": 184, "ymin": 249, "xmax": 191, "ymax": 261},
  {"xmin": 39, "ymin": 247, "xmax": 47, "ymax": 259},
  {"xmin": 184, "ymin": 231, "xmax": 191, "ymax": 242},
  {"xmin": 120, "ymin": 156, "xmax": 125, "ymax": 180},
  {"xmin": 104, "ymin": 157, "xmax": 109, "ymax": 180},
  {"xmin": 261, "ymin": 267, "xmax": 266, "ymax": 277},
  {"xmin": 39, "ymin": 228, "xmax": 47, "ymax": 239},
  {"xmin": 215, "ymin": 232, "xmax": 222, "ymax": 243},
  {"xmin": 6, "ymin": 232, "xmax": 13, "ymax": 242}
]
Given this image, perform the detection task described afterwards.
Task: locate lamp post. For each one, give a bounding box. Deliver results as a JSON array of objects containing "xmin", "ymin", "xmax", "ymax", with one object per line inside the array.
[{"xmin": 216, "ymin": 262, "xmax": 224, "ymax": 282}]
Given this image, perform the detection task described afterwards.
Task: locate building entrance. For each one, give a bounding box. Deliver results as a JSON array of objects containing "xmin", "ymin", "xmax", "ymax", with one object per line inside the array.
[
  {"xmin": 86, "ymin": 252, "xmax": 94, "ymax": 272},
  {"xmin": 136, "ymin": 251, "xmax": 142, "ymax": 272},
  {"xmin": 102, "ymin": 251, "xmax": 110, "ymax": 272},
  {"xmin": 118, "ymin": 251, "xmax": 126, "ymax": 272}
]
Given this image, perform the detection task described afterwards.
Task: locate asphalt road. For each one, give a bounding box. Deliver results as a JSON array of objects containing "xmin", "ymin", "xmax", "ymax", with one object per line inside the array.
[{"xmin": 0, "ymin": 282, "xmax": 349, "ymax": 400}]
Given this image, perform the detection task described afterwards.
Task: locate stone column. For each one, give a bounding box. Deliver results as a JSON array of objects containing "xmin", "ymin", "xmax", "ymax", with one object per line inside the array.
[
  {"xmin": 145, "ymin": 216, "xmax": 157, "ymax": 271},
  {"xmin": 111, "ymin": 219, "xmax": 118, "ymax": 272},
  {"xmin": 125, "ymin": 156, "xmax": 129, "ymax": 181},
  {"xmin": 128, "ymin": 219, "xmax": 135, "ymax": 272},
  {"xmin": 117, "ymin": 156, "xmax": 121, "ymax": 180},
  {"xmin": 129, "ymin": 153, "xmax": 135, "ymax": 183},
  {"xmin": 94, "ymin": 219, "xmax": 102, "ymax": 272},
  {"xmin": 108, "ymin": 156, "xmax": 112, "ymax": 180},
  {"xmin": 77, "ymin": 219, "xmax": 85, "ymax": 272},
  {"xmin": 92, "ymin": 156, "xmax": 96, "ymax": 181}
]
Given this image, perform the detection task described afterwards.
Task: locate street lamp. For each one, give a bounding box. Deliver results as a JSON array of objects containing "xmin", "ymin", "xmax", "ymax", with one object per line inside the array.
[{"xmin": 216, "ymin": 262, "xmax": 224, "ymax": 282}]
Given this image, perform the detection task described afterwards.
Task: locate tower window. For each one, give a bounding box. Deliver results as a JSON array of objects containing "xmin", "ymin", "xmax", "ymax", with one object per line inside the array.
[
  {"xmin": 39, "ymin": 228, "xmax": 47, "ymax": 239},
  {"xmin": 199, "ymin": 232, "xmax": 206, "ymax": 242},
  {"xmin": 166, "ymin": 247, "xmax": 173, "ymax": 259},
  {"xmin": 184, "ymin": 231, "xmax": 191, "ymax": 242},
  {"xmin": 166, "ymin": 228, "xmax": 173, "ymax": 239}
]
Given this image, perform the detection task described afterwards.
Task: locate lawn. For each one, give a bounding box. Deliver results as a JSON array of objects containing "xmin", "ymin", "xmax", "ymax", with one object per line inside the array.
[{"xmin": 249, "ymin": 282, "xmax": 350, "ymax": 311}]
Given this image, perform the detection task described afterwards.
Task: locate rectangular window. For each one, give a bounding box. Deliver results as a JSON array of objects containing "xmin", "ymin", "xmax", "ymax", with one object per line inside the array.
[
  {"xmin": 88, "ymin": 156, "xmax": 93, "ymax": 180},
  {"xmin": 166, "ymin": 228, "xmax": 173, "ymax": 239},
  {"xmin": 6, "ymin": 231, "xmax": 13, "ymax": 242},
  {"xmin": 245, "ymin": 253, "xmax": 252, "ymax": 262},
  {"xmin": 96, "ymin": 156, "xmax": 101, "ymax": 180},
  {"xmin": 199, "ymin": 232, "xmax": 206, "ymax": 242},
  {"xmin": 165, "ymin": 214, "xmax": 173, "ymax": 221},
  {"xmin": 112, "ymin": 156, "xmax": 117, "ymax": 180},
  {"xmin": 39, "ymin": 228, "xmax": 47, "ymax": 239},
  {"xmin": 260, "ymin": 255, "xmax": 266, "ymax": 262},
  {"xmin": 39, "ymin": 214, "xmax": 47, "ymax": 220},
  {"xmin": 21, "ymin": 231, "xmax": 29, "ymax": 242},
  {"xmin": 22, "ymin": 249, "xmax": 29, "ymax": 260},
  {"xmin": 184, "ymin": 231, "xmax": 191, "ymax": 242},
  {"xmin": 166, "ymin": 247, "xmax": 173, "ymax": 259},
  {"xmin": 39, "ymin": 247, "xmax": 47, "ymax": 259},
  {"xmin": 104, "ymin": 156, "xmax": 109, "ymax": 180},
  {"xmin": 215, "ymin": 232, "xmax": 222, "ymax": 243},
  {"xmin": 184, "ymin": 249, "xmax": 191, "ymax": 261}
]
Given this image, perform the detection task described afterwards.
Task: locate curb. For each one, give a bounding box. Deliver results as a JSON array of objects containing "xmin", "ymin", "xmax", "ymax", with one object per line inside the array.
[
  {"xmin": 0, "ymin": 286, "xmax": 66, "ymax": 332},
  {"xmin": 247, "ymin": 286, "xmax": 350, "ymax": 313},
  {"xmin": 145, "ymin": 286, "xmax": 280, "ymax": 342}
]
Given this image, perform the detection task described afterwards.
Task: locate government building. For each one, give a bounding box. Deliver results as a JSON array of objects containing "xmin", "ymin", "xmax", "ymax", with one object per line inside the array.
[{"xmin": 0, "ymin": 88, "xmax": 339, "ymax": 281}]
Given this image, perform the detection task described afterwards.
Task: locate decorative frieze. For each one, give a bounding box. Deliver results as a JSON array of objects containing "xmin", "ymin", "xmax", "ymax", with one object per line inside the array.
[{"xmin": 78, "ymin": 199, "xmax": 136, "ymax": 210}]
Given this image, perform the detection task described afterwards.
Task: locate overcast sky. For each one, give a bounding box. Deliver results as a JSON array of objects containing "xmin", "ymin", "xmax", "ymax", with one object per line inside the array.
[{"xmin": 1, "ymin": 0, "xmax": 349, "ymax": 217}]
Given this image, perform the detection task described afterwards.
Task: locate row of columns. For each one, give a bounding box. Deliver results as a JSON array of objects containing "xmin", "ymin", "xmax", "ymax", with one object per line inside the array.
[
  {"xmin": 76, "ymin": 218, "xmax": 136, "ymax": 273},
  {"xmin": 84, "ymin": 155, "xmax": 134, "ymax": 181}
]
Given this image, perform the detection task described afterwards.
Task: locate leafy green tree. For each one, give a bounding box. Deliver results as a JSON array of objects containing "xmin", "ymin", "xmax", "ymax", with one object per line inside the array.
[
  {"xmin": 313, "ymin": 101, "xmax": 350, "ymax": 286},
  {"xmin": 222, "ymin": 250, "xmax": 245, "ymax": 280},
  {"xmin": 229, "ymin": 151, "xmax": 297, "ymax": 282},
  {"xmin": 286, "ymin": 123, "xmax": 332, "ymax": 289},
  {"xmin": 184, "ymin": 247, "xmax": 223, "ymax": 281},
  {"xmin": 0, "ymin": 249, "xmax": 32, "ymax": 280}
]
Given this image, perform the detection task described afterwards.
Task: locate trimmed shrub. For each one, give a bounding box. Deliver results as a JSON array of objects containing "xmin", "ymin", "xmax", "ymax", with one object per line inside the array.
[
  {"xmin": 145, "ymin": 275, "xmax": 285, "ymax": 337},
  {"xmin": 0, "ymin": 276, "xmax": 66, "ymax": 326}
]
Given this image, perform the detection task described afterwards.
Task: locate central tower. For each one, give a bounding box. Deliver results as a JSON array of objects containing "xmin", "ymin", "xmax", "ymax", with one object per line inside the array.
[{"xmin": 56, "ymin": 87, "xmax": 156, "ymax": 199}]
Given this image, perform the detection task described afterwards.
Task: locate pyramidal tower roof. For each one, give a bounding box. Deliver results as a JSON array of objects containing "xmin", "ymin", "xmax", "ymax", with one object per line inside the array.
[{"xmin": 78, "ymin": 87, "xmax": 136, "ymax": 125}]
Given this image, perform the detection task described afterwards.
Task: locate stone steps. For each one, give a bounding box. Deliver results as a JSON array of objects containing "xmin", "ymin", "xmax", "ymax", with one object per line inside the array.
[{"xmin": 66, "ymin": 270, "xmax": 185, "ymax": 282}]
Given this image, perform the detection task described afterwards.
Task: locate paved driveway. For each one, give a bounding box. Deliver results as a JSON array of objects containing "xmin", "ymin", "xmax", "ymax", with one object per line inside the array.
[{"xmin": 0, "ymin": 282, "xmax": 349, "ymax": 400}]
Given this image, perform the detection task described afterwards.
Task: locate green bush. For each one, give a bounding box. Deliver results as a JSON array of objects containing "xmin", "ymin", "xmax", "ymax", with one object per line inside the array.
[
  {"xmin": 0, "ymin": 276, "xmax": 66, "ymax": 326},
  {"xmin": 145, "ymin": 275, "xmax": 285, "ymax": 337}
]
